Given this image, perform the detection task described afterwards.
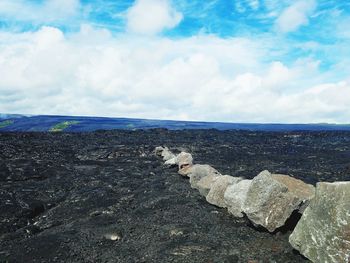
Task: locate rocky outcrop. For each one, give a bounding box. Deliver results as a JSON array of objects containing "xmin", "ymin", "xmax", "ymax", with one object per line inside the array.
[
  {"xmin": 206, "ymin": 175, "xmax": 242, "ymax": 208},
  {"xmin": 224, "ymin": 179, "xmax": 252, "ymax": 217},
  {"xmin": 243, "ymin": 170, "xmax": 315, "ymax": 232},
  {"xmin": 289, "ymin": 182, "xmax": 350, "ymax": 263}
]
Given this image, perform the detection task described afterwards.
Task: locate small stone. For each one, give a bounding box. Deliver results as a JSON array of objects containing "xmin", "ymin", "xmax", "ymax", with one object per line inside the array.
[
  {"xmin": 170, "ymin": 229, "xmax": 184, "ymax": 237},
  {"xmin": 224, "ymin": 179, "xmax": 252, "ymax": 217},
  {"xmin": 206, "ymin": 175, "xmax": 242, "ymax": 208},
  {"xmin": 243, "ymin": 170, "xmax": 315, "ymax": 232},
  {"xmin": 104, "ymin": 233, "xmax": 122, "ymax": 241},
  {"xmin": 289, "ymin": 182, "xmax": 350, "ymax": 263}
]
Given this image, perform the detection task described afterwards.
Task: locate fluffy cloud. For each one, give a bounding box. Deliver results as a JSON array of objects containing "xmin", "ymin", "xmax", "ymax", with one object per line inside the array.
[
  {"xmin": 0, "ymin": 26, "xmax": 349, "ymax": 123},
  {"xmin": 126, "ymin": 0, "xmax": 183, "ymax": 35},
  {"xmin": 275, "ymin": 0, "xmax": 316, "ymax": 33}
]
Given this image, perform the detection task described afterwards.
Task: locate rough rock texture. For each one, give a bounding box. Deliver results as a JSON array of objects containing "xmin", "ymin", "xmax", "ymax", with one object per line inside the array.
[
  {"xmin": 161, "ymin": 147, "xmax": 176, "ymax": 161},
  {"xmin": 224, "ymin": 179, "xmax": 252, "ymax": 217},
  {"xmin": 2, "ymin": 129, "xmax": 350, "ymax": 262},
  {"xmin": 188, "ymin": 164, "xmax": 221, "ymax": 189},
  {"xmin": 176, "ymin": 152, "xmax": 193, "ymax": 169},
  {"xmin": 243, "ymin": 170, "xmax": 315, "ymax": 232},
  {"xmin": 206, "ymin": 176, "xmax": 242, "ymax": 208},
  {"xmin": 164, "ymin": 157, "xmax": 177, "ymax": 167},
  {"xmin": 195, "ymin": 174, "xmax": 221, "ymax": 197},
  {"xmin": 289, "ymin": 182, "xmax": 350, "ymax": 263},
  {"xmin": 155, "ymin": 146, "xmax": 165, "ymax": 156}
]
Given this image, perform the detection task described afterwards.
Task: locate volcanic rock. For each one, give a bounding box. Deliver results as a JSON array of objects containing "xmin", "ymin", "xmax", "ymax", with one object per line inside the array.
[
  {"xmin": 161, "ymin": 147, "xmax": 176, "ymax": 161},
  {"xmin": 289, "ymin": 182, "xmax": 350, "ymax": 263},
  {"xmin": 154, "ymin": 146, "xmax": 165, "ymax": 156},
  {"xmin": 224, "ymin": 179, "xmax": 252, "ymax": 217},
  {"xmin": 188, "ymin": 164, "xmax": 221, "ymax": 188},
  {"xmin": 154, "ymin": 146, "xmax": 176, "ymax": 161},
  {"xmin": 176, "ymin": 152, "xmax": 193, "ymax": 170},
  {"xmin": 206, "ymin": 175, "xmax": 242, "ymax": 208},
  {"xmin": 164, "ymin": 157, "xmax": 177, "ymax": 167},
  {"xmin": 243, "ymin": 170, "xmax": 315, "ymax": 232},
  {"xmin": 196, "ymin": 173, "xmax": 222, "ymax": 197}
]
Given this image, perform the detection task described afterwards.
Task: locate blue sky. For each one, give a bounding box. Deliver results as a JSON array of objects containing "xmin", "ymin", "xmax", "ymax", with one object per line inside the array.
[{"xmin": 0, "ymin": 0, "xmax": 350, "ymax": 123}]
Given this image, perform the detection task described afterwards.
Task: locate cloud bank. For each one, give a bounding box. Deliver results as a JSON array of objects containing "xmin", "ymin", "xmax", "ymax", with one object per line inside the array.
[
  {"xmin": 0, "ymin": 25, "xmax": 349, "ymax": 123},
  {"xmin": 0, "ymin": 0, "xmax": 350, "ymax": 123}
]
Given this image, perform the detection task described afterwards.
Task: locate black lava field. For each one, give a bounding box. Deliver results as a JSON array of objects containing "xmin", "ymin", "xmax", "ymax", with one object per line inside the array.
[{"xmin": 1, "ymin": 129, "xmax": 350, "ymax": 262}]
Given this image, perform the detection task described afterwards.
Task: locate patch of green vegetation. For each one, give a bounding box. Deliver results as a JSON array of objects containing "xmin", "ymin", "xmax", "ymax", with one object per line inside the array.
[
  {"xmin": 126, "ymin": 123, "xmax": 135, "ymax": 129},
  {"xmin": 49, "ymin": 121, "xmax": 80, "ymax": 132},
  {"xmin": 0, "ymin": 119, "xmax": 14, "ymax": 129}
]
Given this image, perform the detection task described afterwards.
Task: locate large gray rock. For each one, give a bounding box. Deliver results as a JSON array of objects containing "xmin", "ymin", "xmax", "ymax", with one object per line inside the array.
[
  {"xmin": 243, "ymin": 170, "xmax": 315, "ymax": 232},
  {"xmin": 196, "ymin": 174, "xmax": 222, "ymax": 197},
  {"xmin": 154, "ymin": 146, "xmax": 165, "ymax": 156},
  {"xmin": 154, "ymin": 146, "xmax": 176, "ymax": 161},
  {"xmin": 188, "ymin": 165, "xmax": 221, "ymax": 188},
  {"xmin": 289, "ymin": 182, "xmax": 350, "ymax": 263},
  {"xmin": 206, "ymin": 175, "xmax": 242, "ymax": 208},
  {"xmin": 161, "ymin": 147, "xmax": 176, "ymax": 161},
  {"xmin": 176, "ymin": 152, "xmax": 193, "ymax": 170},
  {"xmin": 224, "ymin": 179, "xmax": 252, "ymax": 217},
  {"xmin": 164, "ymin": 157, "xmax": 177, "ymax": 167}
]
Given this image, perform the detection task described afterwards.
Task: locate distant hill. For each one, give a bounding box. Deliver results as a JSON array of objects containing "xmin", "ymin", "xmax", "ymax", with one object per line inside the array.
[{"xmin": 1, "ymin": 114, "xmax": 350, "ymax": 132}]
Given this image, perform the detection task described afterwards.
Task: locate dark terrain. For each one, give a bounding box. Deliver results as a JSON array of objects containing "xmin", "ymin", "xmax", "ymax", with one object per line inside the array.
[{"xmin": 1, "ymin": 129, "xmax": 350, "ymax": 263}]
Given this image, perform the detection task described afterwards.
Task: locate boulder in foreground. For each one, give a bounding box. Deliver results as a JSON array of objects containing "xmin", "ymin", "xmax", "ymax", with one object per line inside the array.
[
  {"xmin": 243, "ymin": 170, "xmax": 315, "ymax": 232},
  {"xmin": 224, "ymin": 179, "xmax": 252, "ymax": 217},
  {"xmin": 289, "ymin": 182, "xmax": 350, "ymax": 263}
]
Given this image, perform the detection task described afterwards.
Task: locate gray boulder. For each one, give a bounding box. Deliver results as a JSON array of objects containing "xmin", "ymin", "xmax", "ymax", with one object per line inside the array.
[
  {"xmin": 188, "ymin": 164, "xmax": 221, "ymax": 188},
  {"xmin": 206, "ymin": 175, "xmax": 242, "ymax": 208},
  {"xmin": 176, "ymin": 152, "xmax": 193, "ymax": 170},
  {"xmin": 243, "ymin": 170, "xmax": 315, "ymax": 232},
  {"xmin": 154, "ymin": 146, "xmax": 176, "ymax": 161},
  {"xmin": 224, "ymin": 179, "xmax": 252, "ymax": 217},
  {"xmin": 289, "ymin": 182, "xmax": 350, "ymax": 263},
  {"xmin": 196, "ymin": 173, "xmax": 222, "ymax": 197},
  {"xmin": 154, "ymin": 146, "xmax": 165, "ymax": 156},
  {"xmin": 164, "ymin": 157, "xmax": 177, "ymax": 167},
  {"xmin": 161, "ymin": 147, "xmax": 176, "ymax": 161}
]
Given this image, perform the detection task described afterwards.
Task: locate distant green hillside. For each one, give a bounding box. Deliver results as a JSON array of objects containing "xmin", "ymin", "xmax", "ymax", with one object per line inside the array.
[
  {"xmin": 49, "ymin": 121, "xmax": 80, "ymax": 132},
  {"xmin": 0, "ymin": 120, "xmax": 14, "ymax": 129}
]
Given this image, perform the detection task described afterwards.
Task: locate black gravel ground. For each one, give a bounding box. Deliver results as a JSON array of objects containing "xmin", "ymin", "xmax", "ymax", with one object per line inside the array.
[{"xmin": 1, "ymin": 129, "xmax": 350, "ymax": 263}]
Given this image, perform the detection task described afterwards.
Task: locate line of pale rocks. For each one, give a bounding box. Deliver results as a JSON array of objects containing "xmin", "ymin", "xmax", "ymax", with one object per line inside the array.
[{"xmin": 155, "ymin": 146, "xmax": 350, "ymax": 263}]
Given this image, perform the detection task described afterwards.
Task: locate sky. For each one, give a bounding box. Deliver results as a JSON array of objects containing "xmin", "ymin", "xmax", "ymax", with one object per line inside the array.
[{"xmin": 0, "ymin": 0, "xmax": 350, "ymax": 123}]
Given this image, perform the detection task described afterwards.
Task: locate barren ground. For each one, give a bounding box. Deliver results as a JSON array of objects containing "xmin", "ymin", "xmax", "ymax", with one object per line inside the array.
[{"xmin": 1, "ymin": 130, "xmax": 350, "ymax": 262}]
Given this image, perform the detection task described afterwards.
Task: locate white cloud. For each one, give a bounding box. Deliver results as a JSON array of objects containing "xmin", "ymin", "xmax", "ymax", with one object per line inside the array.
[
  {"xmin": 126, "ymin": 0, "xmax": 183, "ymax": 35},
  {"xmin": 0, "ymin": 26, "xmax": 349, "ymax": 123},
  {"xmin": 275, "ymin": 0, "xmax": 316, "ymax": 33}
]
